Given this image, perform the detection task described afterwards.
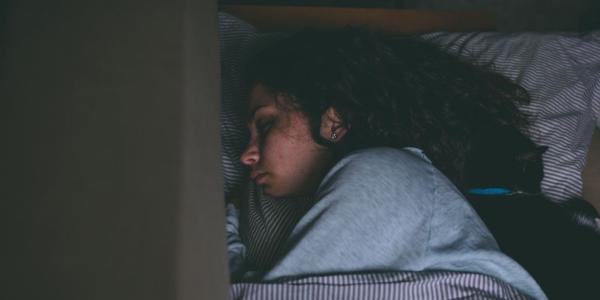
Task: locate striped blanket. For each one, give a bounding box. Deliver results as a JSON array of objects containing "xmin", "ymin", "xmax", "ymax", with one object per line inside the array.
[{"xmin": 230, "ymin": 272, "xmax": 530, "ymax": 300}]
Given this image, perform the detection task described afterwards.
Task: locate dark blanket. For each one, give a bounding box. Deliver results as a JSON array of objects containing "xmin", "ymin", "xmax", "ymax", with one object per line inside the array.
[{"xmin": 469, "ymin": 195, "xmax": 600, "ymax": 300}]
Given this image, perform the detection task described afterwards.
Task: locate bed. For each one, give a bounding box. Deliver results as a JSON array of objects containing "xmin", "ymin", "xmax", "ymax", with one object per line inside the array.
[{"xmin": 218, "ymin": 6, "xmax": 600, "ymax": 299}]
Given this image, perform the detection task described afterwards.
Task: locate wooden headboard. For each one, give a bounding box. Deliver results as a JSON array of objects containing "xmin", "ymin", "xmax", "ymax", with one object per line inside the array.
[{"xmin": 221, "ymin": 5, "xmax": 496, "ymax": 33}]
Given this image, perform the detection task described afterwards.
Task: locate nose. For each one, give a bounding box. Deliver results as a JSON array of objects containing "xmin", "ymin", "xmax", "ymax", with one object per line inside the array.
[{"xmin": 240, "ymin": 139, "xmax": 259, "ymax": 167}]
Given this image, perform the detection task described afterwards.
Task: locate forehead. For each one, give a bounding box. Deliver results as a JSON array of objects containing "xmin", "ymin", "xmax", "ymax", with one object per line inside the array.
[
  {"xmin": 249, "ymin": 84, "xmax": 276, "ymax": 107},
  {"xmin": 247, "ymin": 84, "xmax": 278, "ymax": 120}
]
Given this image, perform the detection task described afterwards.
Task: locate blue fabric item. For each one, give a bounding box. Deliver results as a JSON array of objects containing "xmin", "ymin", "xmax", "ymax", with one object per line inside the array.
[
  {"xmin": 261, "ymin": 147, "xmax": 546, "ymax": 300},
  {"xmin": 226, "ymin": 203, "xmax": 247, "ymax": 277},
  {"xmin": 469, "ymin": 187, "xmax": 512, "ymax": 195}
]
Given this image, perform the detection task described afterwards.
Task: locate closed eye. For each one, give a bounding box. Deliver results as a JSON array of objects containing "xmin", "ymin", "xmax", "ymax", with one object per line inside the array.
[{"xmin": 256, "ymin": 119, "xmax": 274, "ymax": 136}]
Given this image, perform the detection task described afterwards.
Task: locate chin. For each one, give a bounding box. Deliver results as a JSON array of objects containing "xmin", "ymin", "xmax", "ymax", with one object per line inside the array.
[
  {"xmin": 262, "ymin": 188, "xmax": 286, "ymax": 199},
  {"xmin": 264, "ymin": 186, "xmax": 312, "ymax": 200},
  {"xmin": 260, "ymin": 185, "xmax": 291, "ymax": 199},
  {"xmin": 259, "ymin": 184, "xmax": 277, "ymax": 198}
]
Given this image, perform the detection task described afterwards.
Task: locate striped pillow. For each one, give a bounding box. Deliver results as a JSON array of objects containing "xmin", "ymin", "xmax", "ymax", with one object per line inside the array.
[{"xmin": 219, "ymin": 13, "xmax": 255, "ymax": 197}]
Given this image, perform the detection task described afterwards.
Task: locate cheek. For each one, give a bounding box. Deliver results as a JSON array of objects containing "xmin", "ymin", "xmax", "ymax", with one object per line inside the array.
[
  {"xmin": 259, "ymin": 130, "xmax": 292, "ymax": 167},
  {"xmin": 262, "ymin": 116, "xmax": 331, "ymax": 197},
  {"xmin": 264, "ymin": 133, "xmax": 303, "ymax": 165},
  {"xmin": 280, "ymin": 118, "xmax": 324, "ymax": 171},
  {"xmin": 287, "ymin": 114, "xmax": 316, "ymax": 142},
  {"xmin": 262, "ymin": 117, "xmax": 315, "ymax": 167}
]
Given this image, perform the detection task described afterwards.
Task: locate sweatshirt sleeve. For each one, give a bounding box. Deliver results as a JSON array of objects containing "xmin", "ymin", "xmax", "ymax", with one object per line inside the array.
[{"xmin": 225, "ymin": 203, "xmax": 247, "ymax": 279}]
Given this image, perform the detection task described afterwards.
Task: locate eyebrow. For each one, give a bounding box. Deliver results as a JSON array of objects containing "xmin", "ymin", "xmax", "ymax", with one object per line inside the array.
[{"xmin": 247, "ymin": 105, "xmax": 267, "ymax": 122}]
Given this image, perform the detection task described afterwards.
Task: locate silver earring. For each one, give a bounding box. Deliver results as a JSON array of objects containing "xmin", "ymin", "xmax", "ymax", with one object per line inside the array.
[{"xmin": 330, "ymin": 130, "xmax": 338, "ymax": 141}]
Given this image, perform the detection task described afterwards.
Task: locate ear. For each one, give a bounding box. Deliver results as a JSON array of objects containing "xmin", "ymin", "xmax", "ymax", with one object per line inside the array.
[{"xmin": 320, "ymin": 107, "xmax": 348, "ymax": 142}]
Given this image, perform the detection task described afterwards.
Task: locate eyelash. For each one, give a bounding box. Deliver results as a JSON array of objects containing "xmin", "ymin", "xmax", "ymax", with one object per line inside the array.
[{"xmin": 256, "ymin": 119, "xmax": 273, "ymax": 136}]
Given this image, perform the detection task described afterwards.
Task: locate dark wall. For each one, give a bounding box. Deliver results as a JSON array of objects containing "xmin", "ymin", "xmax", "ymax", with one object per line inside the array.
[{"xmin": 3, "ymin": 1, "xmax": 228, "ymax": 299}]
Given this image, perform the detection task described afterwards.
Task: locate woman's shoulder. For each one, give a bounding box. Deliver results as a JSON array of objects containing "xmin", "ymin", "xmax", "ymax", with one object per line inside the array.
[
  {"xmin": 321, "ymin": 147, "xmax": 436, "ymax": 188},
  {"xmin": 343, "ymin": 147, "xmax": 433, "ymax": 166},
  {"xmin": 315, "ymin": 146, "xmax": 444, "ymax": 214}
]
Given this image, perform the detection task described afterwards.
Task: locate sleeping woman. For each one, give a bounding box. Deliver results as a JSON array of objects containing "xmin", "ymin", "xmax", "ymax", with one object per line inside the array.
[{"xmin": 226, "ymin": 28, "xmax": 547, "ymax": 299}]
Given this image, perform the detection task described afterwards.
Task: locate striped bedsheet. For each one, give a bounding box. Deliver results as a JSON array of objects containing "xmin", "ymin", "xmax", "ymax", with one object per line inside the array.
[{"xmin": 230, "ymin": 271, "xmax": 531, "ymax": 300}]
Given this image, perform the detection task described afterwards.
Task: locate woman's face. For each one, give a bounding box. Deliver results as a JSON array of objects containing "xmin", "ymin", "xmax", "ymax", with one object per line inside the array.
[{"xmin": 240, "ymin": 84, "xmax": 333, "ymax": 198}]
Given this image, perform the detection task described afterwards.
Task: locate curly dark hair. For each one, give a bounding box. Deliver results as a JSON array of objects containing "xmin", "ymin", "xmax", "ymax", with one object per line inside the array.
[{"xmin": 246, "ymin": 28, "xmax": 532, "ymax": 190}]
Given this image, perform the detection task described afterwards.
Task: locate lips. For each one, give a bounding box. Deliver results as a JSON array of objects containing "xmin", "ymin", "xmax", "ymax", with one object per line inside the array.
[
  {"xmin": 250, "ymin": 171, "xmax": 261, "ymax": 180},
  {"xmin": 250, "ymin": 171, "xmax": 268, "ymax": 184}
]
